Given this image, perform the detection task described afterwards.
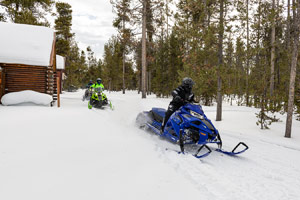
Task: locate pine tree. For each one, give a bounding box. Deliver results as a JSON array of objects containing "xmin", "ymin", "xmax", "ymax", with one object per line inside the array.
[
  {"xmin": 54, "ymin": 2, "xmax": 84, "ymax": 90},
  {"xmin": 141, "ymin": 0, "xmax": 147, "ymax": 98},
  {"xmin": 150, "ymin": 0, "xmax": 180, "ymax": 97},
  {"xmin": 85, "ymin": 46, "xmax": 102, "ymax": 86},
  {"xmin": 111, "ymin": 0, "xmax": 132, "ymax": 94},
  {"xmin": 130, "ymin": 0, "xmax": 163, "ymax": 97},
  {"xmin": 102, "ymin": 36, "xmax": 123, "ymax": 91},
  {"xmin": 0, "ymin": 11, "xmax": 5, "ymax": 21},
  {"xmin": 250, "ymin": 0, "xmax": 283, "ymax": 129},
  {"xmin": 64, "ymin": 42, "xmax": 87, "ymax": 89},
  {"xmin": 54, "ymin": 2, "xmax": 74, "ymax": 57},
  {"xmin": 0, "ymin": 0, "xmax": 53, "ymax": 25},
  {"xmin": 270, "ymin": 0, "xmax": 276, "ymax": 97},
  {"xmin": 223, "ymin": 35, "xmax": 235, "ymax": 103},
  {"xmin": 236, "ymin": 0, "xmax": 254, "ymax": 106},
  {"xmin": 175, "ymin": 0, "xmax": 218, "ymax": 105}
]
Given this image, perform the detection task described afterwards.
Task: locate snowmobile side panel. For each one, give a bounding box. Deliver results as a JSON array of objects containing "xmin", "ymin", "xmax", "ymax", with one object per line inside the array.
[{"xmin": 146, "ymin": 123, "xmax": 161, "ymax": 136}]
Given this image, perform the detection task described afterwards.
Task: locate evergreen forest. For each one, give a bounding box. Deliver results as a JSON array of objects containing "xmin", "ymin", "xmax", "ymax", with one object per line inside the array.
[{"xmin": 1, "ymin": 0, "xmax": 300, "ymax": 135}]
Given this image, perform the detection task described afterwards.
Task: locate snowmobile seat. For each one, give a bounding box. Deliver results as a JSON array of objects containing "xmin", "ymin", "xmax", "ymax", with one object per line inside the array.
[{"xmin": 151, "ymin": 108, "xmax": 166, "ymax": 123}]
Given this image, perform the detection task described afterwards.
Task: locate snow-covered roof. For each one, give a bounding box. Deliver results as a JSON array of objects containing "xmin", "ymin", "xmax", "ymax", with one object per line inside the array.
[
  {"xmin": 0, "ymin": 22, "xmax": 55, "ymax": 67},
  {"xmin": 56, "ymin": 55, "xmax": 65, "ymax": 70}
]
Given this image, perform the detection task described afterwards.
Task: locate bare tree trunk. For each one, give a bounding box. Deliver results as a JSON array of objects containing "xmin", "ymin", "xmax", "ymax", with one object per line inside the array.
[
  {"xmin": 285, "ymin": 0, "xmax": 300, "ymax": 138},
  {"xmin": 122, "ymin": 50, "xmax": 126, "ymax": 94},
  {"xmin": 141, "ymin": 0, "xmax": 147, "ymax": 98},
  {"xmin": 146, "ymin": 71, "xmax": 149, "ymax": 95},
  {"xmin": 216, "ymin": 0, "xmax": 224, "ymax": 121},
  {"xmin": 293, "ymin": 0, "xmax": 296, "ymax": 18},
  {"xmin": 270, "ymin": 0, "xmax": 276, "ymax": 97},
  {"xmin": 255, "ymin": 0, "xmax": 262, "ymax": 108},
  {"xmin": 122, "ymin": 15, "xmax": 126, "ymax": 94},
  {"xmin": 286, "ymin": 0, "xmax": 292, "ymax": 99},
  {"xmin": 246, "ymin": 0, "xmax": 250, "ymax": 106},
  {"xmin": 149, "ymin": 70, "xmax": 151, "ymax": 95},
  {"xmin": 138, "ymin": 74, "xmax": 141, "ymax": 94},
  {"xmin": 287, "ymin": 0, "xmax": 291, "ymax": 48},
  {"xmin": 166, "ymin": 0, "xmax": 169, "ymax": 39},
  {"xmin": 13, "ymin": 3, "xmax": 20, "ymax": 22}
]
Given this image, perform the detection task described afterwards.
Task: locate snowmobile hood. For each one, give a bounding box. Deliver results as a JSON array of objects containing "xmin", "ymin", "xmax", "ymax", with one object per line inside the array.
[{"xmin": 183, "ymin": 103, "xmax": 204, "ymax": 115}]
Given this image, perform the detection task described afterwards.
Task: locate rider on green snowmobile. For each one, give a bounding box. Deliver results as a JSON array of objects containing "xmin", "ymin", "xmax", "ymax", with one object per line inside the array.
[
  {"xmin": 88, "ymin": 78, "xmax": 109, "ymax": 109},
  {"xmin": 90, "ymin": 78, "xmax": 104, "ymax": 90}
]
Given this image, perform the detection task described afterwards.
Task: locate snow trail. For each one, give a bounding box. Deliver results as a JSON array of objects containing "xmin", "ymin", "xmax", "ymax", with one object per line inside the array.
[{"xmin": 0, "ymin": 90, "xmax": 299, "ymax": 200}]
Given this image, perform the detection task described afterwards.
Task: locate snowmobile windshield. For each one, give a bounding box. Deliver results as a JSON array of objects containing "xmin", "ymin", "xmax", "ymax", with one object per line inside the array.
[
  {"xmin": 95, "ymin": 87, "xmax": 103, "ymax": 93},
  {"xmin": 184, "ymin": 103, "xmax": 204, "ymax": 115}
]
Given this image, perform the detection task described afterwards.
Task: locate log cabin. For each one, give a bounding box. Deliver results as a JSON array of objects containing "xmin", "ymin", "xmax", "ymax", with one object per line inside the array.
[{"xmin": 0, "ymin": 22, "xmax": 60, "ymax": 106}]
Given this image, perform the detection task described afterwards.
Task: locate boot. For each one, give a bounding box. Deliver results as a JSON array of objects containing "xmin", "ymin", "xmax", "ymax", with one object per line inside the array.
[{"xmin": 160, "ymin": 119, "xmax": 165, "ymax": 135}]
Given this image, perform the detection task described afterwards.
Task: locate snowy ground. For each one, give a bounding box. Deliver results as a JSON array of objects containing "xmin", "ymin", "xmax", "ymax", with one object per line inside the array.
[{"xmin": 1, "ymin": 90, "xmax": 299, "ymax": 200}]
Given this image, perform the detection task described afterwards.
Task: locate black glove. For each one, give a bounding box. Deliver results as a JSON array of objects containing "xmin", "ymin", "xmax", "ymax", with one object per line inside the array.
[
  {"xmin": 174, "ymin": 96, "xmax": 183, "ymax": 103},
  {"xmin": 188, "ymin": 94, "xmax": 194, "ymax": 102}
]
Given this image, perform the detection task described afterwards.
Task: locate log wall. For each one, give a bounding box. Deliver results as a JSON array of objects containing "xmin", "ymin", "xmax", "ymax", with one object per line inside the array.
[
  {"xmin": 0, "ymin": 64, "xmax": 56, "ymax": 102},
  {"xmin": 0, "ymin": 70, "xmax": 3, "ymax": 100}
]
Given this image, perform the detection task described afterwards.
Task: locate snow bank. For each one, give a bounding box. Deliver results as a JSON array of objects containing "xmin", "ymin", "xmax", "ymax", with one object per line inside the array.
[
  {"xmin": 56, "ymin": 55, "xmax": 65, "ymax": 70},
  {"xmin": 0, "ymin": 22, "xmax": 54, "ymax": 67},
  {"xmin": 1, "ymin": 90, "xmax": 52, "ymax": 106}
]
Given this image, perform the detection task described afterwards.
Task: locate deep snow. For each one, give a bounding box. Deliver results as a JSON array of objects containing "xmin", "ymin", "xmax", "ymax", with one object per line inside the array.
[{"xmin": 0, "ymin": 90, "xmax": 299, "ymax": 200}]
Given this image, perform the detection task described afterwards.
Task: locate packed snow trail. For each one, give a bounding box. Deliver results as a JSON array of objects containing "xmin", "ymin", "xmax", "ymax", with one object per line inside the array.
[{"xmin": 0, "ymin": 90, "xmax": 299, "ymax": 200}]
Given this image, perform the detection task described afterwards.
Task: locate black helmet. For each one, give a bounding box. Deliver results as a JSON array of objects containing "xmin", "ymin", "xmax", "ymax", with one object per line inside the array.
[
  {"xmin": 96, "ymin": 78, "xmax": 102, "ymax": 84},
  {"xmin": 182, "ymin": 77, "xmax": 194, "ymax": 90}
]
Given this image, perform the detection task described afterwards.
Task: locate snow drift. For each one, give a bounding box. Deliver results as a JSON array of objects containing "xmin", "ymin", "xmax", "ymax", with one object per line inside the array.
[{"xmin": 1, "ymin": 90, "xmax": 53, "ymax": 106}]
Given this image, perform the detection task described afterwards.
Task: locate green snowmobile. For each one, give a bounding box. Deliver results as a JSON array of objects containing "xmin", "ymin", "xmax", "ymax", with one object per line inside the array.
[{"xmin": 88, "ymin": 87, "xmax": 113, "ymax": 110}]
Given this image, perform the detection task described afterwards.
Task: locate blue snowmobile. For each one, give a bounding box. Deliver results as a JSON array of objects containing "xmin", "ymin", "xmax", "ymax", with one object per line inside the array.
[{"xmin": 136, "ymin": 102, "xmax": 248, "ymax": 158}]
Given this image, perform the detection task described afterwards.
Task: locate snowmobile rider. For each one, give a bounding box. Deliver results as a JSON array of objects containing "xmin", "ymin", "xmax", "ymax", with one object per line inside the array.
[
  {"xmin": 83, "ymin": 80, "xmax": 94, "ymax": 100},
  {"xmin": 90, "ymin": 78, "xmax": 104, "ymax": 90},
  {"xmin": 89, "ymin": 78, "xmax": 108, "ymax": 106},
  {"xmin": 161, "ymin": 77, "xmax": 196, "ymax": 133},
  {"xmin": 86, "ymin": 80, "xmax": 94, "ymax": 88}
]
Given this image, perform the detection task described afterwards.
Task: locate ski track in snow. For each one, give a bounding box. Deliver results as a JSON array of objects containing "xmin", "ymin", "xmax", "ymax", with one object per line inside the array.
[{"xmin": 0, "ymin": 90, "xmax": 299, "ymax": 200}]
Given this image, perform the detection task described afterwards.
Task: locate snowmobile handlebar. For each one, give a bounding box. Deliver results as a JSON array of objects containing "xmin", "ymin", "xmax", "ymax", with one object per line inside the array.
[{"xmin": 94, "ymin": 87, "xmax": 103, "ymax": 93}]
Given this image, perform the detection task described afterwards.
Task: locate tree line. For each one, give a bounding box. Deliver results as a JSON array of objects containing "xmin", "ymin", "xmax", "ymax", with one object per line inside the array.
[
  {"xmin": 0, "ymin": 0, "xmax": 137, "ymax": 90},
  {"xmin": 110, "ymin": 0, "xmax": 300, "ymax": 137},
  {"xmin": 1, "ymin": 0, "xmax": 299, "ymax": 136}
]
